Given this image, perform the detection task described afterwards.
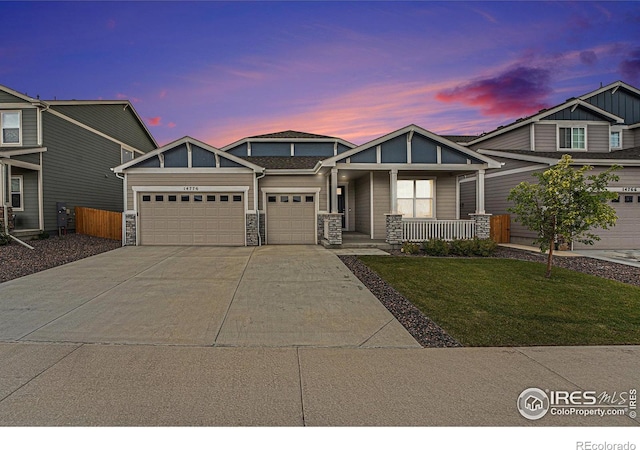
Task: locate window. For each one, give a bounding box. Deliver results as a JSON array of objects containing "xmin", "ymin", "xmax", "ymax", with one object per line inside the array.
[
  {"xmin": 155, "ymin": 195, "xmax": 164, "ymax": 202},
  {"xmin": 610, "ymin": 131, "xmax": 621, "ymax": 149},
  {"xmin": 168, "ymin": 195, "xmax": 177, "ymax": 202},
  {"xmin": 559, "ymin": 127, "xmax": 585, "ymax": 150},
  {"xmin": 625, "ymin": 196, "xmax": 633, "ymax": 203},
  {"xmin": 207, "ymin": 195, "xmax": 216, "ymax": 202},
  {"xmin": 292, "ymin": 196, "xmax": 301, "ymax": 203},
  {"xmin": 233, "ymin": 195, "xmax": 242, "ymax": 202},
  {"xmin": 220, "ymin": 195, "xmax": 229, "ymax": 202},
  {"xmin": 181, "ymin": 195, "xmax": 189, "ymax": 202},
  {"xmin": 194, "ymin": 195, "xmax": 203, "ymax": 202},
  {"xmin": 10, "ymin": 176, "xmax": 23, "ymax": 211},
  {"xmin": 142, "ymin": 195, "xmax": 151, "ymax": 202},
  {"xmin": 1, "ymin": 111, "xmax": 21, "ymax": 145},
  {"xmin": 305, "ymin": 196, "xmax": 314, "ymax": 203},
  {"xmin": 280, "ymin": 196, "xmax": 289, "ymax": 203},
  {"xmin": 397, "ymin": 179, "xmax": 434, "ymax": 218},
  {"xmin": 612, "ymin": 195, "xmax": 620, "ymax": 203},
  {"xmin": 268, "ymin": 196, "xmax": 276, "ymax": 203},
  {"xmin": 121, "ymin": 148, "xmax": 135, "ymax": 164}
]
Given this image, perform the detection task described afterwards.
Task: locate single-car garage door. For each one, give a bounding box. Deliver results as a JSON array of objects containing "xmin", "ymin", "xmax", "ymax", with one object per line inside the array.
[
  {"xmin": 266, "ymin": 193, "xmax": 316, "ymax": 244},
  {"xmin": 139, "ymin": 192, "xmax": 245, "ymax": 246}
]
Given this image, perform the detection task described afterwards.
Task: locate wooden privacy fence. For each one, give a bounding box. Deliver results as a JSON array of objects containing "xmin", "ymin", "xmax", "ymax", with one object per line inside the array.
[
  {"xmin": 490, "ymin": 214, "xmax": 511, "ymax": 243},
  {"xmin": 75, "ymin": 207, "xmax": 122, "ymax": 241}
]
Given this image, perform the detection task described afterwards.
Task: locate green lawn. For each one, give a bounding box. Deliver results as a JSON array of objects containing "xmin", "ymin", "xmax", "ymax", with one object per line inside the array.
[{"xmin": 359, "ymin": 256, "xmax": 640, "ymax": 347}]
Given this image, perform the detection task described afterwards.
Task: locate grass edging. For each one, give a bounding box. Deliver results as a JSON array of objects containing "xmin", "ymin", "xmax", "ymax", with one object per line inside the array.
[{"xmin": 338, "ymin": 255, "xmax": 461, "ymax": 348}]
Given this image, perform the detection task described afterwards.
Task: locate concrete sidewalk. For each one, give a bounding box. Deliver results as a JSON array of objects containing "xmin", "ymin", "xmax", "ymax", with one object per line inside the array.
[{"xmin": 0, "ymin": 342, "xmax": 636, "ymax": 426}]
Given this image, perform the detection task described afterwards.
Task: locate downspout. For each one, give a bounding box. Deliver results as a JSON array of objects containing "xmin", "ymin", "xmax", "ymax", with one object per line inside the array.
[{"xmin": 255, "ymin": 172, "xmax": 266, "ymax": 246}]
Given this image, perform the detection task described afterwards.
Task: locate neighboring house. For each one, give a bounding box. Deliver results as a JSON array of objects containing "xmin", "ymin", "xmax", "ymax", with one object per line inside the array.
[
  {"xmin": 113, "ymin": 126, "xmax": 500, "ymax": 246},
  {"xmin": 459, "ymin": 80, "xmax": 640, "ymax": 250},
  {"xmin": 0, "ymin": 84, "xmax": 157, "ymax": 235}
]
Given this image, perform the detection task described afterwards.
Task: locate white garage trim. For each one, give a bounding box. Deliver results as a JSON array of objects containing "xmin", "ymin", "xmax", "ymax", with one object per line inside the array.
[
  {"xmin": 261, "ymin": 187, "xmax": 320, "ymax": 245},
  {"xmin": 133, "ymin": 185, "xmax": 250, "ymax": 246}
]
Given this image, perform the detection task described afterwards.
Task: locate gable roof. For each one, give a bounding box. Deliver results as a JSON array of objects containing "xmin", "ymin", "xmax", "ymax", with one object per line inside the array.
[
  {"xmin": 322, "ymin": 124, "xmax": 501, "ymax": 168},
  {"xmin": 112, "ymin": 136, "xmax": 264, "ymax": 173},
  {"xmin": 221, "ymin": 130, "xmax": 356, "ymax": 152},
  {"xmin": 47, "ymin": 100, "xmax": 158, "ymax": 149},
  {"xmin": 466, "ymin": 98, "xmax": 624, "ymax": 147},
  {"xmin": 579, "ymin": 80, "xmax": 640, "ymax": 101},
  {"xmin": 0, "ymin": 84, "xmax": 43, "ymax": 104},
  {"xmin": 441, "ymin": 135, "xmax": 479, "ymax": 144},
  {"xmin": 248, "ymin": 130, "xmax": 337, "ymax": 140}
]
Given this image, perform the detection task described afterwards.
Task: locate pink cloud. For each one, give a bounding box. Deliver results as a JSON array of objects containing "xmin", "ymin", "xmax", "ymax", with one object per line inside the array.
[
  {"xmin": 167, "ymin": 122, "xmax": 176, "ymax": 128},
  {"xmin": 106, "ymin": 19, "xmax": 116, "ymax": 30},
  {"xmin": 435, "ymin": 66, "xmax": 552, "ymax": 117},
  {"xmin": 159, "ymin": 89, "xmax": 167, "ymax": 99},
  {"xmin": 146, "ymin": 117, "xmax": 162, "ymax": 127}
]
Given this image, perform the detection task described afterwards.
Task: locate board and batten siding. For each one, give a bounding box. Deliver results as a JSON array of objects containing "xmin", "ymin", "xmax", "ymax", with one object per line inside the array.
[
  {"xmin": 41, "ymin": 112, "xmax": 124, "ymax": 231},
  {"xmin": 470, "ymin": 125, "xmax": 531, "ymax": 151},
  {"xmin": 372, "ymin": 171, "xmax": 390, "ymax": 239},
  {"xmin": 354, "ymin": 174, "xmax": 370, "ymax": 234},
  {"xmin": 257, "ymin": 175, "xmax": 326, "ymax": 211},
  {"xmin": 127, "ymin": 172, "xmax": 255, "ymax": 210},
  {"xmin": 48, "ymin": 105, "xmax": 156, "ymax": 152},
  {"xmin": 533, "ymin": 123, "xmax": 557, "ymax": 152}
]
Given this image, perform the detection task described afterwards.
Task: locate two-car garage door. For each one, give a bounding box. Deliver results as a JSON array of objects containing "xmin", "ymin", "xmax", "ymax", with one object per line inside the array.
[{"xmin": 139, "ymin": 192, "xmax": 245, "ymax": 246}]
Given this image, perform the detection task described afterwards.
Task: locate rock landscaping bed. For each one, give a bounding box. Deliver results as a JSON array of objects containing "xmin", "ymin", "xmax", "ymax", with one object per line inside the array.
[
  {"xmin": 0, "ymin": 234, "xmax": 121, "ymax": 283},
  {"xmin": 339, "ymin": 255, "xmax": 462, "ymax": 348}
]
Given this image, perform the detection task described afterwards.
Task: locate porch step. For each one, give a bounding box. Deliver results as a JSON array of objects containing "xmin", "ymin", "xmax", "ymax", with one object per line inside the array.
[{"xmin": 322, "ymin": 239, "xmax": 393, "ymax": 250}]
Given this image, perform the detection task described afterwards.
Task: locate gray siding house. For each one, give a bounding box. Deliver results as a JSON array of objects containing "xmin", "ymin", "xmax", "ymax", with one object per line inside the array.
[
  {"xmin": 0, "ymin": 84, "xmax": 156, "ymax": 235},
  {"xmin": 459, "ymin": 80, "xmax": 640, "ymax": 250},
  {"xmin": 113, "ymin": 126, "xmax": 500, "ymax": 247}
]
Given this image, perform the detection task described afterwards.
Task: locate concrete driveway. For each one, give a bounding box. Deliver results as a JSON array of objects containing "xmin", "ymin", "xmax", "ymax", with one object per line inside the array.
[{"xmin": 0, "ymin": 245, "xmax": 419, "ymax": 348}]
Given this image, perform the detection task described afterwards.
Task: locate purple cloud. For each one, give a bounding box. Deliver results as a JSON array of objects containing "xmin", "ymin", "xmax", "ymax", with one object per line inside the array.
[
  {"xmin": 619, "ymin": 49, "xmax": 640, "ymax": 84},
  {"xmin": 435, "ymin": 66, "xmax": 552, "ymax": 117},
  {"xmin": 580, "ymin": 50, "xmax": 597, "ymax": 66}
]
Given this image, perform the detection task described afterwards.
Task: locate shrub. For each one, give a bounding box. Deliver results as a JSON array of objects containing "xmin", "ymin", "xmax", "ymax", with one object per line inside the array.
[
  {"xmin": 32, "ymin": 231, "xmax": 50, "ymax": 240},
  {"xmin": 401, "ymin": 242, "xmax": 421, "ymax": 255},
  {"xmin": 422, "ymin": 239, "xmax": 449, "ymax": 256},
  {"xmin": 450, "ymin": 239, "xmax": 474, "ymax": 256},
  {"xmin": 449, "ymin": 238, "xmax": 497, "ymax": 257},
  {"xmin": 472, "ymin": 238, "xmax": 497, "ymax": 257}
]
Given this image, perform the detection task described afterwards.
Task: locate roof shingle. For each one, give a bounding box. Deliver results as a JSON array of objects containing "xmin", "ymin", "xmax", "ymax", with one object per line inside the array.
[
  {"xmin": 240, "ymin": 156, "xmax": 322, "ymax": 169},
  {"xmin": 247, "ymin": 130, "xmax": 337, "ymax": 139}
]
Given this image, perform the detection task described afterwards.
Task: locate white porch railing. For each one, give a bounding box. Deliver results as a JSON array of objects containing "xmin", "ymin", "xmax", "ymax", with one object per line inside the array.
[{"xmin": 402, "ymin": 219, "xmax": 475, "ymax": 242}]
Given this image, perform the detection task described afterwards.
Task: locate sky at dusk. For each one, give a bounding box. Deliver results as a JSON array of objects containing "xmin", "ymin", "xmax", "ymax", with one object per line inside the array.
[{"xmin": 2, "ymin": 1, "xmax": 640, "ymax": 147}]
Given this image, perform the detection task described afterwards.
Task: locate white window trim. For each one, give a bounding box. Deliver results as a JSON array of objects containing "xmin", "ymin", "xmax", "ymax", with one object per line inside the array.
[
  {"xmin": 121, "ymin": 147, "xmax": 135, "ymax": 164},
  {"xmin": 557, "ymin": 124, "xmax": 587, "ymax": 151},
  {"xmin": 610, "ymin": 127, "xmax": 623, "ymax": 150},
  {"xmin": 1, "ymin": 111, "xmax": 22, "ymax": 146},
  {"xmin": 396, "ymin": 178, "xmax": 436, "ymax": 219},
  {"xmin": 10, "ymin": 174, "xmax": 23, "ymax": 211}
]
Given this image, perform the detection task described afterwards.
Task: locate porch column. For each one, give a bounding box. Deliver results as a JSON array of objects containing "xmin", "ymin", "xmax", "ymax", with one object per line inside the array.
[
  {"xmin": 330, "ymin": 168, "xmax": 339, "ymax": 213},
  {"xmin": 389, "ymin": 169, "xmax": 398, "ymax": 214},
  {"xmin": 476, "ymin": 169, "xmax": 486, "ymax": 214}
]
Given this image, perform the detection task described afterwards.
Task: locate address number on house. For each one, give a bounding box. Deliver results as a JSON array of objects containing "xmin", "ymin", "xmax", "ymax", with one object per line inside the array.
[
  {"xmin": 183, "ymin": 186, "xmax": 200, "ymax": 191},
  {"xmin": 609, "ymin": 187, "xmax": 639, "ymax": 193}
]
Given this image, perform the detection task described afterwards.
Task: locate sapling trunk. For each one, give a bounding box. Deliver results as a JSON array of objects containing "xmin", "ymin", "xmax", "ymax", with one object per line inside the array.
[{"xmin": 545, "ymin": 236, "xmax": 554, "ymax": 278}]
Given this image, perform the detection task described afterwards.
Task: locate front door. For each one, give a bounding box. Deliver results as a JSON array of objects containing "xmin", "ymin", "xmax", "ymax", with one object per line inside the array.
[{"xmin": 337, "ymin": 185, "xmax": 346, "ymax": 229}]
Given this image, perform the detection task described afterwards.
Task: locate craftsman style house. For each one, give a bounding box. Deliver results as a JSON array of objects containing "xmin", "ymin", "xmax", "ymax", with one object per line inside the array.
[
  {"xmin": 459, "ymin": 80, "xmax": 640, "ymax": 250},
  {"xmin": 113, "ymin": 126, "xmax": 500, "ymax": 247}
]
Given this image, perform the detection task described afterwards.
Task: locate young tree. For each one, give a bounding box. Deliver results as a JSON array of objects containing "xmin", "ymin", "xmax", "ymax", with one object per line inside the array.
[{"xmin": 507, "ymin": 155, "xmax": 620, "ymax": 278}]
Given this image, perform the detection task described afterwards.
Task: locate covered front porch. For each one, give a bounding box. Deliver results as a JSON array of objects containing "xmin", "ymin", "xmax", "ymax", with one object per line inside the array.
[
  {"xmin": 318, "ymin": 166, "xmax": 491, "ymax": 248},
  {"xmin": 0, "ymin": 147, "xmax": 46, "ymax": 235}
]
